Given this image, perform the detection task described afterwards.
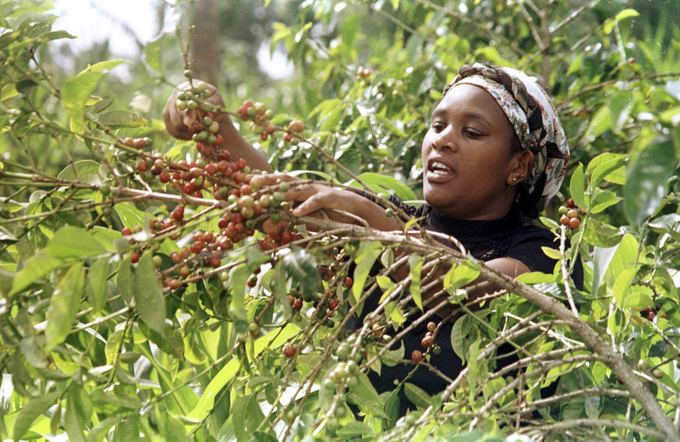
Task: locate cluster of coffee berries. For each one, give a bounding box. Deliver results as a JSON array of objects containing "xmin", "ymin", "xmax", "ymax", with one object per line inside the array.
[
  {"xmin": 120, "ymin": 137, "xmax": 151, "ymax": 150},
  {"xmin": 175, "ymin": 81, "xmax": 215, "ymax": 112},
  {"xmin": 558, "ymin": 198, "xmax": 585, "ymax": 230},
  {"xmin": 236, "ymin": 100, "xmax": 276, "ymax": 141},
  {"xmin": 119, "ymin": 90, "xmax": 306, "ymax": 289},
  {"xmin": 325, "ymin": 360, "xmax": 360, "ymax": 387},
  {"xmin": 287, "ymin": 265, "xmax": 344, "ymax": 325},
  {"xmin": 419, "ymin": 321, "xmax": 441, "ymax": 354}
]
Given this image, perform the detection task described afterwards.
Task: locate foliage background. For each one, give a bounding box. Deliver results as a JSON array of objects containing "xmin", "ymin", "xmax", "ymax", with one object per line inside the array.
[{"xmin": 1, "ymin": 0, "xmax": 679, "ymax": 441}]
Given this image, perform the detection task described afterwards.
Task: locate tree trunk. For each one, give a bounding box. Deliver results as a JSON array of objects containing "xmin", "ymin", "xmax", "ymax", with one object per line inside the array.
[{"xmin": 190, "ymin": 0, "xmax": 221, "ymax": 85}]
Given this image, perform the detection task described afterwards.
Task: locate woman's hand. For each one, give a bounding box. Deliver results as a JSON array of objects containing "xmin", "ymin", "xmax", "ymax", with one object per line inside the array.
[
  {"xmin": 163, "ymin": 80, "xmax": 272, "ymax": 172},
  {"xmin": 163, "ymin": 81, "xmax": 229, "ymax": 140},
  {"xmin": 284, "ymin": 182, "xmax": 402, "ymax": 231}
]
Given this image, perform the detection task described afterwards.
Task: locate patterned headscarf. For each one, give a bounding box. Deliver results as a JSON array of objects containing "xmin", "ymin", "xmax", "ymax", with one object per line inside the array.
[{"xmin": 444, "ymin": 63, "xmax": 570, "ymax": 216}]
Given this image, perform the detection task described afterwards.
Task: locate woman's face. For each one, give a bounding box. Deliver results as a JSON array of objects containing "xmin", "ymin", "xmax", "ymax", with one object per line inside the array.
[{"xmin": 421, "ymin": 84, "xmax": 521, "ymax": 220}]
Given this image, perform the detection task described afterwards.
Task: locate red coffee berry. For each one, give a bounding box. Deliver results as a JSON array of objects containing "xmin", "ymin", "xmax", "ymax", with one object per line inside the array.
[
  {"xmin": 159, "ymin": 171, "xmax": 171, "ymax": 183},
  {"xmin": 421, "ymin": 335, "xmax": 435, "ymax": 349},
  {"xmin": 171, "ymin": 206, "xmax": 185, "ymax": 222},
  {"xmin": 283, "ymin": 132, "xmax": 294, "ymax": 143},
  {"xmin": 204, "ymin": 163, "xmax": 217, "ymax": 175},
  {"xmin": 136, "ymin": 159, "xmax": 148, "ymax": 172},
  {"xmin": 179, "ymin": 265, "xmax": 190, "ymax": 278},
  {"xmin": 288, "ymin": 120, "xmax": 304, "ymax": 133},
  {"xmin": 293, "ymin": 298, "xmax": 303, "ymax": 310},
  {"xmin": 190, "ymin": 241, "xmax": 205, "ymax": 254},
  {"xmin": 411, "ymin": 350, "xmax": 423, "ymax": 363},
  {"xmin": 568, "ymin": 217, "xmax": 580, "ymax": 229},
  {"xmin": 130, "ymin": 251, "xmax": 140, "ymax": 264},
  {"xmin": 566, "ymin": 198, "xmax": 575, "ymax": 208},
  {"xmin": 329, "ymin": 299, "xmax": 340, "ymax": 310},
  {"xmin": 343, "ymin": 276, "xmax": 353, "ymax": 288},
  {"xmin": 121, "ymin": 227, "xmax": 133, "ymax": 236},
  {"xmin": 283, "ymin": 344, "xmax": 297, "ymax": 358},
  {"xmin": 560, "ymin": 215, "xmax": 570, "ymax": 226}
]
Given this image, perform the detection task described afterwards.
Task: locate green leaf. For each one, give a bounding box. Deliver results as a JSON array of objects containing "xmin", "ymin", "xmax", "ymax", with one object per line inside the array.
[
  {"xmin": 621, "ymin": 285, "xmax": 654, "ymax": 309},
  {"xmin": 143, "ymin": 36, "xmax": 163, "ymax": 72},
  {"xmin": 335, "ymin": 421, "xmax": 376, "ymax": 438},
  {"xmin": 187, "ymin": 324, "xmax": 300, "ymax": 426},
  {"xmin": 443, "ymin": 260, "xmax": 480, "ymax": 292},
  {"xmin": 623, "ymin": 138, "xmax": 676, "ymax": 225},
  {"xmin": 116, "ymin": 257, "xmax": 134, "ymax": 302},
  {"xmin": 584, "ymin": 218, "xmax": 623, "ymax": 248},
  {"xmin": 603, "ymin": 8, "xmax": 640, "ymax": 34},
  {"xmin": 587, "ymin": 153, "xmax": 627, "ymax": 187},
  {"xmin": 347, "ymin": 372, "xmax": 388, "ymax": 418},
  {"xmin": 450, "ymin": 316, "xmax": 468, "ymax": 362},
  {"xmin": 385, "ymin": 301, "xmax": 406, "ymax": 327},
  {"xmin": 347, "ymin": 172, "xmax": 417, "ymax": 201},
  {"xmin": 44, "ymin": 226, "xmax": 107, "ymax": 258},
  {"xmin": 62, "ymin": 59, "xmax": 126, "ymax": 132},
  {"xmin": 112, "ymin": 416, "xmax": 139, "ymax": 442},
  {"xmin": 403, "ymin": 382, "xmax": 431, "ymax": 408},
  {"xmin": 282, "ymin": 248, "xmax": 321, "ymax": 299},
  {"xmin": 98, "ymin": 110, "xmax": 147, "ymax": 128},
  {"xmin": 590, "ymin": 190, "xmax": 622, "ymax": 214},
  {"xmin": 541, "ymin": 246, "xmax": 562, "ymax": 260},
  {"xmin": 10, "ymin": 252, "xmax": 64, "ymax": 296},
  {"xmin": 114, "ymin": 202, "xmax": 147, "ymax": 229},
  {"xmin": 86, "ymin": 257, "xmax": 109, "ymax": 313},
  {"xmin": 569, "ymin": 163, "xmax": 586, "ymax": 208},
  {"xmin": 379, "ymin": 340, "xmax": 405, "ymax": 367},
  {"xmin": 604, "ymin": 234, "xmax": 639, "ymax": 288},
  {"xmin": 64, "ymin": 386, "xmax": 88, "ymax": 442},
  {"xmin": 408, "ymin": 255, "xmax": 424, "ymax": 310},
  {"xmin": 56, "ymin": 160, "xmax": 103, "ymax": 185},
  {"xmin": 134, "ymin": 251, "xmax": 166, "ymax": 335},
  {"xmin": 352, "ymin": 241, "xmax": 382, "ymax": 302},
  {"xmin": 45, "ymin": 263, "xmax": 85, "ymax": 350},
  {"xmin": 13, "ymin": 385, "xmax": 66, "ymax": 440},
  {"xmin": 612, "ymin": 267, "xmax": 638, "ymax": 306}
]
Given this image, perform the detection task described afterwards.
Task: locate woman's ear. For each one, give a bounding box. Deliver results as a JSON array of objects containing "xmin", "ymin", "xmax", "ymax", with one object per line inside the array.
[{"xmin": 507, "ymin": 150, "xmax": 534, "ymax": 186}]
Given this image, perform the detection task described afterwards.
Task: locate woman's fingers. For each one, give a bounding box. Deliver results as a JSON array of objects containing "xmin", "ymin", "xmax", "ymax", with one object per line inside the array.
[{"xmin": 163, "ymin": 80, "xmax": 225, "ymax": 140}]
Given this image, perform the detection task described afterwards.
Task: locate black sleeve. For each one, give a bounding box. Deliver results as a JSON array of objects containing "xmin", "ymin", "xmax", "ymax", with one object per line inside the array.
[{"xmin": 505, "ymin": 225, "xmax": 584, "ymax": 290}]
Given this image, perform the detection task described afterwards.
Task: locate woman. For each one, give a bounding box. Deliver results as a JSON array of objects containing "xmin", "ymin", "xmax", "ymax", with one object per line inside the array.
[{"xmin": 164, "ymin": 62, "xmax": 582, "ymax": 412}]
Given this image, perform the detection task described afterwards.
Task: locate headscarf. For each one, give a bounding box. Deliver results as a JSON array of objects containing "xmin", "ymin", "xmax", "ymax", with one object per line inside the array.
[{"xmin": 444, "ymin": 62, "xmax": 570, "ymax": 216}]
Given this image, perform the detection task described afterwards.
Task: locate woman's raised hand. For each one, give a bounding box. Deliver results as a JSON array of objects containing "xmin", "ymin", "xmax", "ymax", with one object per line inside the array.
[
  {"xmin": 163, "ymin": 80, "xmax": 229, "ymax": 140},
  {"xmin": 163, "ymin": 81, "xmax": 272, "ymax": 172}
]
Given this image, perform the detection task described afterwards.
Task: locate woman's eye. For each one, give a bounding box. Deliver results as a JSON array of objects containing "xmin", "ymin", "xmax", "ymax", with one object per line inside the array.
[
  {"xmin": 431, "ymin": 122, "xmax": 445, "ymax": 132},
  {"xmin": 463, "ymin": 128, "xmax": 482, "ymax": 138}
]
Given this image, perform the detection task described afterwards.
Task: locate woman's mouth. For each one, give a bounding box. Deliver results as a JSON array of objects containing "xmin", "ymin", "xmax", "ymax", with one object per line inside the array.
[{"xmin": 426, "ymin": 159, "xmax": 455, "ymax": 183}]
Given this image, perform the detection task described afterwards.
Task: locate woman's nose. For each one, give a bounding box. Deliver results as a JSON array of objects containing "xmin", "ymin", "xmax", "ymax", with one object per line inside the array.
[{"xmin": 432, "ymin": 129, "xmax": 456, "ymax": 151}]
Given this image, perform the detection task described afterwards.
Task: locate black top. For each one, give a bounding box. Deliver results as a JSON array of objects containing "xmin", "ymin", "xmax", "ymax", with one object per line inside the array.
[{"xmin": 361, "ymin": 196, "xmax": 583, "ymax": 414}]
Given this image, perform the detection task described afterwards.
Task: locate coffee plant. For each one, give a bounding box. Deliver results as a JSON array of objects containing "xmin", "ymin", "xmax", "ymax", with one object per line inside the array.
[{"xmin": 1, "ymin": 1, "xmax": 679, "ymax": 441}]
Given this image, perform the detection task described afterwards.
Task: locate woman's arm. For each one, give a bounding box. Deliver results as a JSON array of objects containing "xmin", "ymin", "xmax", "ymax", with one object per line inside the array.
[{"xmin": 163, "ymin": 81, "xmax": 272, "ymax": 172}]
